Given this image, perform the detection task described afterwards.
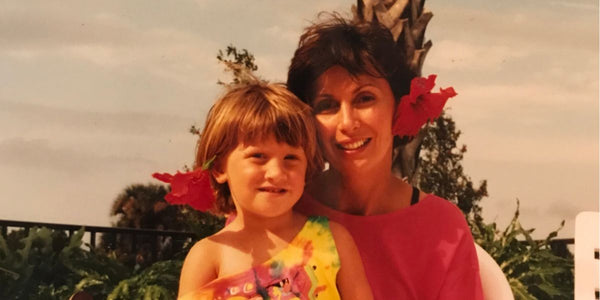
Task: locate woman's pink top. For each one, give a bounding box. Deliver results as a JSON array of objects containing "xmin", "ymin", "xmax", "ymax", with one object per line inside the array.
[{"xmin": 295, "ymin": 193, "xmax": 484, "ymax": 300}]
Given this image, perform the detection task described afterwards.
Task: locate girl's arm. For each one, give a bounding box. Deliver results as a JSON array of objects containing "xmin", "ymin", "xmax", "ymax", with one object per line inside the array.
[
  {"xmin": 330, "ymin": 221, "xmax": 374, "ymax": 300},
  {"xmin": 178, "ymin": 239, "xmax": 219, "ymax": 298}
]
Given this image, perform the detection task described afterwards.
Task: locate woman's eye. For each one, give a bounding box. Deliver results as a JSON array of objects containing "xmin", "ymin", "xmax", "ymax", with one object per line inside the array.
[
  {"xmin": 313, "ymin": 99, "xmax": 339, "ymax": 115},
  {"xmin": 355, "ymin": 93, "xmax": 375, "ymax": 106}
]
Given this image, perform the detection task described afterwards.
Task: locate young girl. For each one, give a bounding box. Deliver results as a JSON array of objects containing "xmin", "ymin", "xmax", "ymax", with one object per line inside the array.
[{"xmin": 154, "ymin": 81, "xmax": 372, "ymax": 300}]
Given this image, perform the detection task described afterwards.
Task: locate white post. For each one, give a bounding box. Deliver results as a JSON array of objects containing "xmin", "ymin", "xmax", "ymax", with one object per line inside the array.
[{"xmin": 574, "ymin": 211, "xmax": 599, "ymax": 300}]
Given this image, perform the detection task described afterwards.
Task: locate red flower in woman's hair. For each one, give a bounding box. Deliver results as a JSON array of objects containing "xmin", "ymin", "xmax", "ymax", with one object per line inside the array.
[
  {"xmin": 392, "ymin": 74, "xmax": 457, "ymax": 137},
  {"xmin": 152, "ymin": 158, "xmax": 216, "ymax": 212}
]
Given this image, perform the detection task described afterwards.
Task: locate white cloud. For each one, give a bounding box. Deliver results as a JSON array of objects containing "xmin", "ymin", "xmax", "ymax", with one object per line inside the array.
[
  {"xmin": 265, "ymin": 25, "xmax": 301, "ymax": 46},
  {"xmin": 0, "ymin": 138, "xmax": 152, "ymax": 174},
  {"xmin": 464, "ymin": 135, "xmax": 597, "ymax": 165},
  {"xmin": 0, "ymin": 4, "xmax": 221, "ymax": 90},
  {"xmin": 0, "ymin": 100, "xmax": 196, "ymax": 137},
  {"xmin": 549, "ymin": 0, "xmax": 599, "ymax": 11},
  {"xmin": 427, "ymin": 40, "xmax": 530, "ymax": 71},
  {"xmin": 428, "ymin": 2, "xmax": 598, "ymax": 55},
  {"xmin": 445, "ymin": 80, "xmax": 598, "ymax": 130},
  {"xmin": 63, "ymin": 44, "xmax": 121, "ymax": 67}
]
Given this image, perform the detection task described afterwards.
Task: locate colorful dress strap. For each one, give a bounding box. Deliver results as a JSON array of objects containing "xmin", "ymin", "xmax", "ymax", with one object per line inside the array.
[{"xmin": 180, "ymin": 216, "xmax": 340, "ymax": 300}]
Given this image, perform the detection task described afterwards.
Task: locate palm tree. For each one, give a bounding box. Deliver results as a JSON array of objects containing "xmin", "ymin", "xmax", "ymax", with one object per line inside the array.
[
  {"xmin": 100, "ymin": 183, "xmax": 223, "ymax": 267},
  {"xmin": 352, "ymin": 0, "xmax": 433, "ymax": 184}
]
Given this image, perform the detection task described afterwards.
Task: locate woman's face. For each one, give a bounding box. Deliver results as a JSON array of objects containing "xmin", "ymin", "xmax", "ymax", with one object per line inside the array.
[{"xmin": 312, "ymin": 65, "xmax": 396, "ymax": 174}]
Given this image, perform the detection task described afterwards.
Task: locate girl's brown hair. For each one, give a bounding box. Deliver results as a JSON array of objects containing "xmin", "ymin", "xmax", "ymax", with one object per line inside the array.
[{"xmin": 195, "ymin": 81, "xmax": 323, "ymax": 214}]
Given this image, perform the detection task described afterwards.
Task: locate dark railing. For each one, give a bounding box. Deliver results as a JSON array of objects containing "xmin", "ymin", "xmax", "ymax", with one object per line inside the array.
[
  {"xmin": 1, "ymin": 219, "xmax": 575, "ymax": 252},
  {"xmin": 548, "ymin": 238, "xmax": 575, "ymax": 258},
  {"xmin": 0, "ymin": 219, "xmax": 197, "ymax": 256}
]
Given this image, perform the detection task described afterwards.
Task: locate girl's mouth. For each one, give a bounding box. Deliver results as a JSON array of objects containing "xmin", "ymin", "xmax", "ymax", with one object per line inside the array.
[
  {"xmin": 258, "ymin": 187, "xmax": 286, "ymax": 193},
  {"xmin": 336, "ymin": 138, "xmax": 371, "ymax": 151}
]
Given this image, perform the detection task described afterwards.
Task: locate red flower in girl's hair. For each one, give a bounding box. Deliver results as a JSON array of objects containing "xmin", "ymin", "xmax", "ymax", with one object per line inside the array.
[
  {"xmin": 392, "ymin": 74, "xmax": 457, "ymax": 137},
  {"xmin": 152, "ymin": 158, "xmax": 216, "ymax": 212}
]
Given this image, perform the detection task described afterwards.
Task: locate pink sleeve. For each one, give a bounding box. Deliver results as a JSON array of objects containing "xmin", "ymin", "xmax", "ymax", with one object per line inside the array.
[{"xmin": 437, "ymin": 214, "xmax": 484, "ymax": 300}]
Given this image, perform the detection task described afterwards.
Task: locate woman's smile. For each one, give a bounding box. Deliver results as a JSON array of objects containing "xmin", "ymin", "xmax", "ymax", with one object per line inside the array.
[{"xmin": 336, "ymin": 138, "xmax": 372, "ymax": 151}]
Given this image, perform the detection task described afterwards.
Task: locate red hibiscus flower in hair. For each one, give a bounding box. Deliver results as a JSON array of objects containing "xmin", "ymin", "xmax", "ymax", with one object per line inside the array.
[
  {"xmin": 392, "ymin": 74, "xmax": 457, "ymax": 137},
  {"xmin": 152, "ymin": 158, "xmax": 215, "ymax": 212}
]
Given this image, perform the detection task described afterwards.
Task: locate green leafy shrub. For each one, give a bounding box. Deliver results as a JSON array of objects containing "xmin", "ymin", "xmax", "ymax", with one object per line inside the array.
[
  {"xmin": 470, "ymin": 201, "xmax": 574, "ymax": 299},
  {"xmin": 107, "ymin": 259, "xmax": 182, "ymax": 300},
  {"xmin": 0, "ymin": 227, "xmax": 130, "ymax": 299}
]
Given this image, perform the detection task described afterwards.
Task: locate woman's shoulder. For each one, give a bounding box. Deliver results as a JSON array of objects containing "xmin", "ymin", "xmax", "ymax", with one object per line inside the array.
[{"xmin": 416, "ymin": 193, "xmax": 471, "ymax": 227}]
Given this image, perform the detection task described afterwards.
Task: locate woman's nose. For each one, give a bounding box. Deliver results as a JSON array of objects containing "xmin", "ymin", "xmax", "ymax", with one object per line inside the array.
[{"xmin": 339, "ymin": 105, "xmax": 359, "ymax": 133}]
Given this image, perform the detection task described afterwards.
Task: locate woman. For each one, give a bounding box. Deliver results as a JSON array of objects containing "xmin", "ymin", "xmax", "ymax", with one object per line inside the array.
[{"xmin": 287, "ymin": 16, "xmax": 485, "ymax": 299}]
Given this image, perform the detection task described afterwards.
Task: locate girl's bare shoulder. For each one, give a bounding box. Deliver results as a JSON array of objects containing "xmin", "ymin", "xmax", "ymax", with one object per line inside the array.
[{"xmin": 179, "ymin": 233, "xmax": 226, "ymax": 296}]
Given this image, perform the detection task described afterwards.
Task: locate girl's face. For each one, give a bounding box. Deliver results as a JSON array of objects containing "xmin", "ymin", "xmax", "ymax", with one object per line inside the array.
[
  {"xmin": 215, "ymin": 135, "xmax": 307, "ymax": 219},
  {"xmin": 312, "ymin": 65, "xmax": 396, "ymax": 174}
]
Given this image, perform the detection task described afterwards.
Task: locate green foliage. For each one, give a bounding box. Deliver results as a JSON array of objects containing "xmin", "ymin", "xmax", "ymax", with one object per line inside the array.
[
  {"xmin": 418, "ymin": 113, "xmax": 488, "ymax": 219},
  {"xmin": 0, "ymin": 227, "xmax": 129, "ymax": 299},
  {"xmin": 470, "ymin": 200, "xmax": 573, "ymax": 299},
  {"xmin": 0, "ymin": 225, "xmax": 189, "ymax": 299},
  {"xmin": 107, "ymin": 260, "xmax": 182, "ymax": 300},
  {"xmin": 216, "ymin": 44, "xmax": 259, "ymax": 85}
]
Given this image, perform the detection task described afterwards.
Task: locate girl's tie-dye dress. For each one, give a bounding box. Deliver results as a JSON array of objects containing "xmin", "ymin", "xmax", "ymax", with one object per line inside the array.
[{"xmin": 179, "ymin": 216, "xmax": 341, "ymax": 300}]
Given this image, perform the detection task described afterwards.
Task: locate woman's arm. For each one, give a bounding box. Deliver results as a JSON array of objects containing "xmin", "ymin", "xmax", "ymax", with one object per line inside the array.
[
  {"xmin": 178, "ymin": 239, "xmax": 219, "ymax": 298},
  {"xmin": 329, "ymin": 221, "xmax": 374, "ymax": 300}
]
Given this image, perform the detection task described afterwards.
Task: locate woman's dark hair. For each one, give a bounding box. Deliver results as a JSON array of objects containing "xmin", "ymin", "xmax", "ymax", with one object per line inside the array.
[{"xmin": 287, "ymin": 14, "xmax": 415, "ymax": 104}]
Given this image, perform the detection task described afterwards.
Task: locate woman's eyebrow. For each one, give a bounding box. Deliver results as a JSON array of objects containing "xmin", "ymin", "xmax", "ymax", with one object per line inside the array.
[
  {"xmin": 313, "ymin": 93, "xmax": 335, "ymax": 100},
  {"xmin": 352, "ymin": 83, "xmax": 376, "ymax": 94}
]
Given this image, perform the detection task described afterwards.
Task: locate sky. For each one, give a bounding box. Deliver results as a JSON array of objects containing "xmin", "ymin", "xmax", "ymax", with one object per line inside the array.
[{"xmin": 0, "ymin": 0, "xmax": 597, "ymax": 239}]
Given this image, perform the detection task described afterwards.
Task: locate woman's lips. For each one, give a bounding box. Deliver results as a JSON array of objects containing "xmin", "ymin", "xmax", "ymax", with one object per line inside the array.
[{"xmin": 336, "ymin": 138, "xmax": 371, "ymax": 151}]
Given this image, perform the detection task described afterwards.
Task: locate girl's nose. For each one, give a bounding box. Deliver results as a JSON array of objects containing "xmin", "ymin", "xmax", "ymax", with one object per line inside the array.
[{"xmin": 265, "ymin": 159, "xmax": 286, "ymax": 182}]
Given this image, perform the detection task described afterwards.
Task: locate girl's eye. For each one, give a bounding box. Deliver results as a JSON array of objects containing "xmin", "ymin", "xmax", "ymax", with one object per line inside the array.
[
  {"xmin": 313, "ymin": 98, "xmax": 339, "ymax": 115},
  {"xmin": 249, "ymin": 153, "xmax": 266, "ymax": 160},
  {"xmin": 284, "ymin": 154, "xmax": 299, "ymax": 161}
]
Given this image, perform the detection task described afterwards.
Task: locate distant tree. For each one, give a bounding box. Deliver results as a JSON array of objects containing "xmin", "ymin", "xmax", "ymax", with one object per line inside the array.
[
  {"xmin": 216, "ymin": 44, "xmax": 259, "ymax": 85},
  {"xmin": 190, "ymin": 45, "xmax": 260, "ymax": 137},
  {"xmin": 109, "ymin": 184, "xmax": 179, "ymax": 230},
  {"xmin": 100, "ymin": 184, "xmax": 223, "ymax": 268},
  {"xmin": 416, "ymin": 113, "xmax": 488, "ymax": 219}
]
